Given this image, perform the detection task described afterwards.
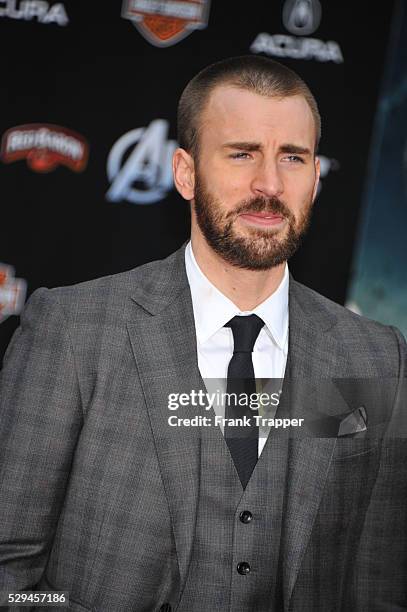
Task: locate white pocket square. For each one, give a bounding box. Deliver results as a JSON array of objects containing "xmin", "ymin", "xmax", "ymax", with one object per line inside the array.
[{"xmin": 338, "ymin": 406, "xmax": 367, "ymax": 437}]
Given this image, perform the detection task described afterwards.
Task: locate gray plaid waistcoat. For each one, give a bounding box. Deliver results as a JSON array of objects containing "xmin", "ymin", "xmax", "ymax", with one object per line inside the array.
[{"xmin": 177, "ymin": 412, "xmax": 289, "ymax": 612}]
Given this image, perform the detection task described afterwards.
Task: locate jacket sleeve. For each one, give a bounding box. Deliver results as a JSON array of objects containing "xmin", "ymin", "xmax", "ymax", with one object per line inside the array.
[{"xmin": 0, "ymin": 288, "xmax": 83, "ymax": 602}]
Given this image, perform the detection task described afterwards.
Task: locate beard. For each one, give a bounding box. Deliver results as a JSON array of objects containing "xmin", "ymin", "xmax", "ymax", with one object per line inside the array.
[{"xmin": 193, "ymin": 170, "xmax": 314, "ymax": 271}]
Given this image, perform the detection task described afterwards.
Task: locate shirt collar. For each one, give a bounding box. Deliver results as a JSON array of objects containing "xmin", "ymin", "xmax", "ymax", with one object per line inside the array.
[{"xmin": 185, "ymin": 241, "xmax": 289, "ymax": 349}]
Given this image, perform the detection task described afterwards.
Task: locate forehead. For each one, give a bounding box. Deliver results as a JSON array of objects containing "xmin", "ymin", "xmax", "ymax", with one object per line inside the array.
[{"xmin": 200, "ymin": 85, "xmax": 316, "ymax": 149}]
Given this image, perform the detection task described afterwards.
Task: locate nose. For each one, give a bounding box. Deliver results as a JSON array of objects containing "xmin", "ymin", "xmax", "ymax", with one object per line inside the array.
[{"xmin": 250, "ymin": 159, "xmax": 284, "ymax": 199}]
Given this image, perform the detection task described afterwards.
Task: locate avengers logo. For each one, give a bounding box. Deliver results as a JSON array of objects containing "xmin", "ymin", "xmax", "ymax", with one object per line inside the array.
[{"xmin": 106, "ymin": 119, "xmax": 177, "ymax": 205}]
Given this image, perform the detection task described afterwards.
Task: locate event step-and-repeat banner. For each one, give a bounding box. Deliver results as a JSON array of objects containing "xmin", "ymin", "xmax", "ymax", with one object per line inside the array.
[{"xmin": 1, "ymin": 0, "xmax": 405, "ymax": 361}]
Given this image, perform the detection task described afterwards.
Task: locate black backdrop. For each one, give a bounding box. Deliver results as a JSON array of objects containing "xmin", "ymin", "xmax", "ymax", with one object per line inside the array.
[{"xmin": 0, "ymin": 1, "xmax": 396, "ymax": 361}]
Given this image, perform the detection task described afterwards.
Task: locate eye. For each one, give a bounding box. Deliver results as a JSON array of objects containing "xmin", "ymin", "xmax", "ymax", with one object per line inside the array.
[
  {"xmin": 283, "ymin": 155, "xmax": 305, "ymax": 163},
  {"xmin": 229, "ymin": 152, "xmax": 251, "ymax": 159}
]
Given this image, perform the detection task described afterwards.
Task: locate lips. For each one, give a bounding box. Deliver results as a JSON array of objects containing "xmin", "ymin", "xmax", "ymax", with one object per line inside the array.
[
  {"xmin": 239, "ymin": 212, "xmax": 285, "ymax": 226},
  {"xmin": 242, "ymin": 213, "xmax": 282, "ymax": 219}
]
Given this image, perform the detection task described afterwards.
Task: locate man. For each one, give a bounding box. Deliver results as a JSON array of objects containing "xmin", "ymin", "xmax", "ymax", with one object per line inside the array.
[{"xmin": 0, "ymin": 56, "xmax": 406, "ymax": 611}]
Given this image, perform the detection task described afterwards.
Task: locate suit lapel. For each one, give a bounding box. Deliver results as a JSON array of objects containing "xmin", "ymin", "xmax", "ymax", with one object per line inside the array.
[
  {"xmin": 126, "ymin": 246, "xmax": 204, "ymax": 586},
  {"xmin": 281, "ymin": 278, "xmax": 351, "ymax": 609}
]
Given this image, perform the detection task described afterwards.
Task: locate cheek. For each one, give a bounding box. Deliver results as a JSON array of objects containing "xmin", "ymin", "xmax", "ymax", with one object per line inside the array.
[
  {"xmin": 219, "ymin": 171, "xmax": 252, "ymax": 203},
  {"xmin": 200, "ymin": 156, "xmax": 253, "ymax": 207},
  {"xmin": 211, "ymin": 177, "xmax": 245, "ymax": 208},
  {"xmin": 286, "ymin": 173, "xmax": 316, "ymax": 200}
]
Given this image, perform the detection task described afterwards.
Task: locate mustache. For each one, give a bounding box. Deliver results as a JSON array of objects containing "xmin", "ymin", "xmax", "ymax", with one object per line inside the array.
[{"xmin": 227, "ymin": 197, "xmax": 292, "ymax": 220}]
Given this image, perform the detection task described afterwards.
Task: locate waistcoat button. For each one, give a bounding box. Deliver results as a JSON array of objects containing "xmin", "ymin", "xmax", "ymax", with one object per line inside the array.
[
  {"xmin": 237, "ymin": 561, "xmax": 251, "ymax": 575},
  {"xmin": 239, "ymin": 510, "xmax": 253, "ymax": 524}
]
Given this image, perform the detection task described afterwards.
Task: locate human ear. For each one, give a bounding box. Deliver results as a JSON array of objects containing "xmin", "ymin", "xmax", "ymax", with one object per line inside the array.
[
  {"xmin": 173, "ymin": 148, "xmax": 195, "ymax": 201},
  {"xmin": 312, "ymin": 156, "xmax": 321, "ymax": 201}
]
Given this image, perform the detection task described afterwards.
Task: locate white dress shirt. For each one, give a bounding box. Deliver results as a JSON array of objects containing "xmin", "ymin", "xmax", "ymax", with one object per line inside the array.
[{"xmin": 185, "ymin": 241, "xmax": 289, "ymax": 456}]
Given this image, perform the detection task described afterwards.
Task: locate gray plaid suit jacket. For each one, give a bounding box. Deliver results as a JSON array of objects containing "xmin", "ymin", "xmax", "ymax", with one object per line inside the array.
[{"xmin": 0, "ymin": 244, "xmax": 406, "ymax": 612}]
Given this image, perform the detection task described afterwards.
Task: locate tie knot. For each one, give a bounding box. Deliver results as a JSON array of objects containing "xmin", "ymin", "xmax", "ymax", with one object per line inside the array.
[{"xmin": 225, "ymin": 314, "xmax": 264, "ymax": 353}]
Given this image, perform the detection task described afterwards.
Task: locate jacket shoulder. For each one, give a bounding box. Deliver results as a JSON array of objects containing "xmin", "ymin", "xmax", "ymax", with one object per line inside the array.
[
  {"xmin": 29, "ymin": 248, "xmax": 185, "ymax": 318},
  {"xmin": 290, "ymin": 279, "xmax": 405, "ymax": 355}
]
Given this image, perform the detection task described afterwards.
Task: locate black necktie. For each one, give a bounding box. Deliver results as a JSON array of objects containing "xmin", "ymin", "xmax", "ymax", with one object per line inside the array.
[{"xmin": 224, "ymin": 314, "xmax": 264, "ymax": 489}]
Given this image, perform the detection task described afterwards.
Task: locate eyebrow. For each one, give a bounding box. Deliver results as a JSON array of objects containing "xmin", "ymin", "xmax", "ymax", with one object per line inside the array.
[{"xmin": 222, "ymin": 141, "xmax": 312, "ymax": 155}]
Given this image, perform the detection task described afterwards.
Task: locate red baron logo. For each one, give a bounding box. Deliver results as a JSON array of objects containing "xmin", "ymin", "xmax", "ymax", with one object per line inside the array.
[
  {"xmin": 121, "ymin": 0, "xmax": 211, "ymax": 47},
  {"xmin": 0, "ymin": 264, "xmax": 27, "ymax": 324},
  {"xmin": 0, "ymin": 124, "xmax": 89, "ymax": 173}
]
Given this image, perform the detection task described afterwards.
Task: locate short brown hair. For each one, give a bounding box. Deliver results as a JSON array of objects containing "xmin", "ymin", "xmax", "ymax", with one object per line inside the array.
[{"xmin": 177, "ymin": 55, "xmax": 321, "ymax": 157}]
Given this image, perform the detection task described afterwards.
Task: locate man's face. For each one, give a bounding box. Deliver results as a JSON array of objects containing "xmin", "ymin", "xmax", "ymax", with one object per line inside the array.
[{"xmin": 191, "ymin": 86, "xmax": 320, "ymax": 270}]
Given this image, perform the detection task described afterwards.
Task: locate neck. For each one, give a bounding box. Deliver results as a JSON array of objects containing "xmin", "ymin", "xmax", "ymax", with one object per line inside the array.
[{"xmin": 190, "ymin": 233, "xmax": 286, "ymax": 311}]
